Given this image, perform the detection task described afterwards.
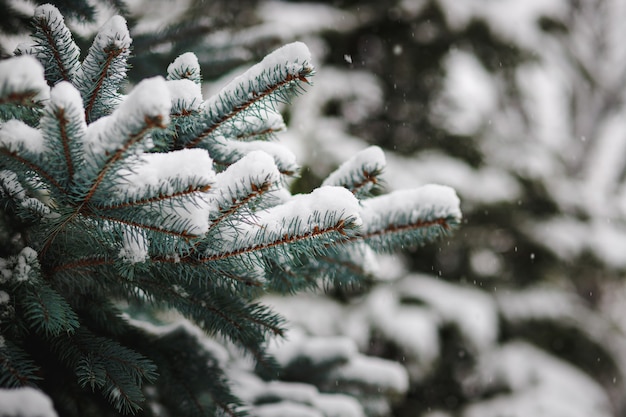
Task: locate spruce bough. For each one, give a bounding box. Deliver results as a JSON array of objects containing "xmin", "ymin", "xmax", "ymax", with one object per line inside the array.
[{"xmin": 0, "ymin": 4, "xmax": 461, "ymax": 416}]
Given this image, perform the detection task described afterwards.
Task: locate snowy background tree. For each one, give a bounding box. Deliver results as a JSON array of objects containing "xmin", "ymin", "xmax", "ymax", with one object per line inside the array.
[{"xmin": 3, "ymin": 0, "xmax": 626, "ymax": 416}]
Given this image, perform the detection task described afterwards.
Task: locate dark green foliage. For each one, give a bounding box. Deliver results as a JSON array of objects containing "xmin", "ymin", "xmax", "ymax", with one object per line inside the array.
[{"xmin": 0, "ymin": 341, "xmax": 41, "ymax": 387}]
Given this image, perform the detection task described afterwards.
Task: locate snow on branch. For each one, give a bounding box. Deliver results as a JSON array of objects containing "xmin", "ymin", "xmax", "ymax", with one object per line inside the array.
[
  {"xmin": 218, "ymin": 110, "xmax": 286, "ymax": 141},
  {"xmin": 31, "ymin": 4, "xmax": 81, "ymax": 85},
  {"xmin": 204, "ymin": 186, "xmax": 361, "ymax": 263},
  {"xmin": 183, "ymin": 42, "xmax": 313, "ymax": 148},
  {"xmin": 208, "ymin": 151, "xmax": 282, "ymax": 229},
  {"xmin": 97, "ymin": 148, "xmax": 215, "ymax": 238},
  {"xmin": 78, "ymin": 76, "xmax": 171, "ymax": 203},
  {"xmin": 40, "ymin": 81, "xmax": 87, "ymax": 188},
  {"xmin": 74, "ymin": 15, "xmax": 131, "ymax": 122},
  {"xmin": 166, "ymin": 79, "xmax": 203, "ymax": 115},
  {"xmin": 0, "ymin": 170, "xmax": 26, "ymax": 201},
  {"xmin": 0, "ymin": 388, "xmax": 56, "ymax": 417},
  {"xmin": 0, "ymin": 120, "xmax": 64, "ymax": 197},
  {"xmin": 107, "ymin": 148, "xmax": 215, "ymax": 209},
  {"xmin": 0, "ymin": 56, "xmax": 49, "ymax": 106},
  {"xmin": 118, "ymin": 227, "xmax": 149, "ymax": 264},
  {"xmin": 207, "ymin": 136, "xmax": 299, "ymax": 177},
  {"xmin": 0, "ymin": 119, "xmax": 45, "ymax": 155},
  {"xmin": 357, "ymin": 184, "xmax": 462, "ymax": 252},
  {"xmin": 167, "ymin": 52, "xmax": 202, "ymax": 84},
  {"xmin": 322, "ymin": 146, "xmax": 386, "ymax": 197}
]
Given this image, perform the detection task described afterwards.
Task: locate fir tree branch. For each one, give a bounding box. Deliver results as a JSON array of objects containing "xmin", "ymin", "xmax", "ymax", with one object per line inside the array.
[
  {"xmin": 98, "ymin": 183, "xmax": 212, "ymax": 211},
  {"xmin": 265, "ymin": 258, "xmax": 318, "ymax": 294},
  {"xmin": 0, "ymin": 56, "xmax": 47, "ymax": 125},
  {"xmin": 354, "ymin": 185, "xmax": 461, "ymax": 252},
  {"xmin": 21, "ymin": 283, "xmax": 80, "ymax": 336},
  {"xmin": 34, "ymin": 18, "xmax": 68, "ymax": 82},
  {"xmin": 0, "ymin": 91, "xmax": 40, "ymax": 106},
  {"xmin": 234, "ymin": 125, "xmax": 280, "ymax": 141},
  {"xmin": 133, "ymin": 276, "xmax": 284, "ymax": 343},
  {"xmin": 0, "ymin": 342, "xmax": 41, "ymax": 387},
  {"xmin": 0, "ymin": 148, "xmax": 65, "ymax": 194},
  {"xmin": 349, "ymin": 168, "xmax": 382, "ymax": 195},
  {"xmin": 91, "ymin": 212, "xmax": 198, "ymax": 240},
  {"xmin": 49, "ymin": 255, "xmax": 112, "ymax": 276},
  {"xmin": 57, "ymin": 107, "xmax": 74, "ymax": 183},
  {"xmin": 203, "ymin": 220, "xmax": 351, "ymax": 262},
  {"xmin": 150, "ymin": 256, "xmax": 265, "ymax": 292},
  {"xmin": 32, "ymin": 5, "xmax": 80, "ymax": 85},
  {"xmin": 184, "ymin": 71, "xmax": 308, "ymax": 149},
  {"xmin": 147, "ymin": 325, "xmax": 244, "ymax": 417},
  {"xmin": 35, "ymin": 81, "xmax": 89, "ymax": 195},
  {"xmin": 52, "ymin": 328, "xmax": 157, "ymax": 414},
  {"xmin": 183, "ymin": 42, "xmax": 312, "ymax": 149},
  {"xmin": 356, "ymin": 216, "xmax": 454, "ymax": 241},
  {"xmin": 82, "ymin": 43, "xmax": 127, "ymax": 120},
  {"xmin": 82, "ymin": 116, "xmax": 165, "ymax": 205},
  {"xmin": 166, "ymin": 52, "xmax": 202, "ymax": 85},
  {"xmin": 322, "ymin": 146, "xmax": 385, "ymax": 198},
  {"xmin": 74, "ymin": 15, "xmax": 131, "ymax": 122},
  {"xmin": 319, "ymin": 254, "xmax": 372, "ymax": 278},
  {"xmin": 208, "ymin": 179, "xmax": 272, "ymax": 232}
]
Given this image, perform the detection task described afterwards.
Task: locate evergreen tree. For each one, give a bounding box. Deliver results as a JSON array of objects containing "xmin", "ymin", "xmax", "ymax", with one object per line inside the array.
[
  {"xmin": 0, "ymin": 4, "xmax": 460, "ymax": 416},
  {"xmin": 260, "ymin": 1, "xmax": 626, "ymax": 416}
]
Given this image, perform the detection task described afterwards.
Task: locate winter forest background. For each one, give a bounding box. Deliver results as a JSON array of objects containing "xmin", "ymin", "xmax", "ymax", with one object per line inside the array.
[{"xmin": 2, "ymin": 0, "xmax": 626, "ymax": 416}]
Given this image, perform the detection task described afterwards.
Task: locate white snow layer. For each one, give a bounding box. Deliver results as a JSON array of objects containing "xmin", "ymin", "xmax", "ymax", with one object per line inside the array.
[
  {"xmin": 116, "ymin": 149, "xmax": 215, "ymax": 198},
  {"xmin": 212, "ymin": 150, "xmax": 279, "ymax": 190},
  {"xmin": 269, "ymin": 328, "xmax": 357, "ymax": 369},
  {"xmin": 167, "ymin": 52, "xmax": 201, "ymax": 81},
  {"xmin": 365, "ymin": 286, "xmax": 441, "ymax": 380},
  {"xmin": 314, "ymin": 394, "xmax": 364, "ymax": 417},
  {"xmin": 33, "ymin": 3, "xmax": 63, "ymax": 20},
  {"xmin": 113, "ymin": 148, "xmax": 215, "ymax": 233},
  {"xmin": 92, "ymin": 15, "xmax": 131, "ymax": 51},
  {"xmin": 322, "ymin": 145, "xmax": 386, "ymax": 189},
  {"xmin": 0, "ymin": 387, "xmax": 57, "ymax": 417},
  {"xmin": 462, "ymin": 342, "xmax": 613, "ymax": 417},
  {"xmin": 204, "ymin": 41, "xmax": 312, "ymax": 118},
  {"xmin": 0, "ymin": 55, "xmax": 49, "ymax": 101},
  {"xmin": 208, "ymin": 150, "xmax": 281, "ymax": 217},
  {"xmin": 360, "ymin": 184, "xmax": 461, "ymax": 232},
  {"xmin": 398, "ymin": 274, "xmax": 498, "ymax": 351},
  {"xmin": 0, "ymin": 119, "xmax": 45, "ymax": 154},
  {"xmin": 432, "ymin": 50, "xmax": 497, "ymax": 135},
  {"xmin": 327, "ymin": 354, "xmax": 409, "ymax": 396},
  {"xmin": 49, "ymin": 82, "xmax": 85, "ymax": 118},
  {"xmin": 166, "ymin": 79, "xmax": 203, "ymax": 113},
  {"xmin": 84, "ymin": 77, "xmax": 170, "ymax": 160},
  {"xmin": 0, "ymin": 170, "xmax": 26, "ymax": 200},
  {"xmin": 253, "ymin": 402, "xmax": 323, "ymax": 417},
  {"xmin": 209, "ymin": 186, "xmax": 361, "ymax": 256},
  {"xmin": 212, "ymin": 138, "xmax": 298, "ymax": 175},
  {"xmin": 119, "ymin": 228, "xmax": 149, "ymax": 264}
]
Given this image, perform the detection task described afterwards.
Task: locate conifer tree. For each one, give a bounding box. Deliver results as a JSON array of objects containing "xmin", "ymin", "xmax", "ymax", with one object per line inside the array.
[{"xmin": 0, "ymin": 4, "xmax": 460, "ymax": 416}]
